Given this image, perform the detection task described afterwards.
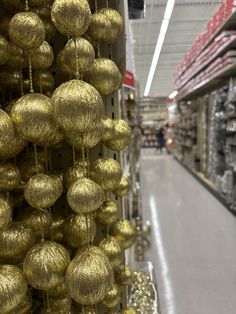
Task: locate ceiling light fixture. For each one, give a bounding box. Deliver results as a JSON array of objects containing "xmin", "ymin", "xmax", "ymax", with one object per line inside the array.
[
  {"xmin": 169, "ymin": 90, "xmax": 178, "ymax": 99},
  {"xmin": 144, "ymin": 0, "xmax": 175, "ymax": 97}
]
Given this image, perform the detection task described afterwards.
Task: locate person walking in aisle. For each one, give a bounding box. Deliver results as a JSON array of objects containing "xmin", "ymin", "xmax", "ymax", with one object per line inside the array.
[{"xmin": 157, "ymin": 127, "xmax": 165, "ymax": 153}]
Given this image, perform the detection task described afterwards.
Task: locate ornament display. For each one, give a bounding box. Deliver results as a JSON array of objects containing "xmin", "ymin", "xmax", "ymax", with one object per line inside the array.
[
  {"xmin": 87, "ymin": 12, "xmax": 111, "ymax": 43},
  {"xmin": 104, "ymin": 119, "xmax": 132, "ymax": 151},
  {"xmin": 24, "ymin": 40, "xmax": 54, "ymax": 70},
  {"xmin": 62, "ymin": 213, "xmax": 96, "ymax": 247},
  {"xmin": 64, "ymin": 164, "xmax": 86, "ymax": 189},
  {"xmin": 33, "ymin": 70, "xmax": 55, "ymax": 92},
  {"xmin": 90, "ymin": 157, "xmax": 122, "ymax": 191},
  {"xmin": 0, "ymin": 197, "xmax": 12, "ymax": 231},
  {"xmin": 96, "ymin": 200, "xmax": 118, "ymax": 225},
  {"xmin": 0, "ymin": 162, "xmax": 21, "ymax": 191},
  {"xmin": 114, "ymin": 265, "xmax": 133, "ymax": 286},
  {"xmin": 99, "ymin": 236, "xmax": 123, "ymax": 269},
  {"xmin": 67, "ymin": 178, "xmax": 105, "ymax": 214},
  {"xmin": 6, "ymin": 43, "xmax": 26, "ymax": 69},
  {"xmin": 49, "ymin": 214, "xmax": 65, "ymax": 243},
  {"xmin": 0, "ymin": 265, "xmax": 28, "ymax": 313},
  {"xmin": 102, "ymin": 283, "xmax": 121, "ymax": 308},
  {"xmin": 110, "ymin": 219, "xmax": 136, "ymax": 249},
  {"xmin": 0, "ymin": 223, "xmax": 35, "ymax": 264},
  {"xmin": 66, "ymin": 246, "xmax": 113, "ymax": 305},
  {"xmin": 19, "ymin": 158, "xmax": 45, "ymax": 182},
  {"xmin": 102, "ymin": 117, "xmax": 115, "ymax": 142},
  {"xmin": 113, "ymin": 177, "xmax": 130, "ymax": 197},
  {"xmin": 24, "ymin": 174, "xmax": 63, "ymax": 209},
  {"xmin": 9, "ymin": 12, "xmax": 45, "ymax": 50},
  {"xmin": 0, "ymin": 35, "xmax": 8, "ymax": 65},
  {"xmin": 23, "ymin": 241, "xmax": 70, "ymax": 290},
  {"xmin": 52, "ymin": 79, "xmax": 104, "ymax": 133},
  {"xmin": 84, "ymin": 58, "xmax": 122, "ymax": 95},
  {"xmin": 51, "ymin": 0, "xmax": 91, "ymax": 37}
]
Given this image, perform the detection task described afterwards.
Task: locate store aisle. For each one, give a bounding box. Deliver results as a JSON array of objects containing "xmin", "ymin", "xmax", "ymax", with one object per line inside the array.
[{"xmin": 140, "ymin": 151, "xmax": 236, "ymax": 314}]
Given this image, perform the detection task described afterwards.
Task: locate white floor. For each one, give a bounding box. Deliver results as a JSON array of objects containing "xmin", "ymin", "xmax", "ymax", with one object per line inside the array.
[{"xmin": 140, "ymin": 150, "xmax": 236, "ymax": 314}]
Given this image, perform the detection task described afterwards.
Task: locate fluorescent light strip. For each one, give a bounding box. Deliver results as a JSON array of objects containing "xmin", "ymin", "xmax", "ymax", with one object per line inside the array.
[
  {"xmin": 169, "ymin": 90, "xmax": 178, "ymax": 99},
  {"xmin": 144, "ymin": 0, "xmax": 175, "ymax": 96}
]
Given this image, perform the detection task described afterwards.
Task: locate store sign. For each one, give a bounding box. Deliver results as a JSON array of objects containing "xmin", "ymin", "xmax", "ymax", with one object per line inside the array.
[{"xmin": 123, "ymin": 70, "xmax": 135, "ymax": 89}]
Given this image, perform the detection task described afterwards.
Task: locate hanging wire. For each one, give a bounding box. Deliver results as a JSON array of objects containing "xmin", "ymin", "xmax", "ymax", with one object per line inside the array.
[
  {"xmin": 72, "ymin": 146, "xmax": 76, "ymax": 165},
  {"xmin": 33, "ymin": 143, "xmax": 39, "ymax": 174},
  {"xmin": 94, "ymin": 0, "xmax": 98, "ymax": 11},
  {"xmin": 25, "ymin": 0, "xmax": 29, "ymax": 11},
  {"xmin": 20, "ymin": 70, "xmax": 24, "ymax": 97},
  {"xmin": 44, "ymin": 147, "xmax": 48, "ymax": 173},
  {"xmin": 97, "ymin": 43, "xmax": 101, "ymax": 58},
  {"xmin": 106, "ymin": 0, "xmax": 109, "ymax": 8},
  {"xmin": 28, "ymin": 55, "xmax": 34, "ymax": 93}
]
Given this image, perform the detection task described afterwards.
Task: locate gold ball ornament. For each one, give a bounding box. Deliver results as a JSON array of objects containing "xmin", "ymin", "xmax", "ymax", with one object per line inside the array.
[
  {"xmin": 51, "ymin": 0, "xmax": 91, "ymax": 37},
  {"xmin": 43, "ymin": 18, "xmax": 57, "ymax": 41},
  {"xmin": 0, "ymin": 109, "xmax": 15, "ymax": 141},
  {"xmin": 0, "ymin": 162, "xmax": 21, "ymax": 191},
  {"xmin": 102, "ymin": 117, "xmax": 115, "ymax": 142},
  {"xmin": 47, "ymin": 280, "xmax": 67, "ymax": 297},
  {"xmin": 104, "ymin": 120, "xmax": 132, "ymax": 151},
  {"xmin": 38, "ymin": 295, "xmax": 71, "ymax": 314},
  {"xmin": 7, "ymin": 289, "xmax": 32, "ymax": 314},
  {"xmin": 113, "ymin": 177, "xmax": 130, "ymax": 197},
  {"xmin": 0, "ymin": 265, "xmax": 28, "ymax": 314},
  {"xmin": 19, "ymin": 158, "xmax": 45, "ymax": 182},
  {"xmin": 67, "ymin": 178, "xmax": 105, "ymax": 214},
  {"xmin": 90, "ymin": 158, "xmax": 122, "ymax": 191},
  {"xmin": 102, "ymin": 283, "xmax": 121, "ymax": 308},
  {"xmin": 62, "ymin": 213, "xmax": 96, "ymax": 247},
  {"xmin": 114, "ymin": 265, "xmax": 134, "ymax": 286},
  {"xmin": 87, "ymin": 12, "xmax": 111, "ymax": 43},
  {"xmin": 23, "ymin": 241, "xmax": 70, "ymax": 290},
  {"xmin": 0, "ymin": 223, "xmax": 35, "ymax": 264},
  {"xmin": 24, "ymin": 174, "xmax": 63, "ymax": 209},
  {"xmin": 24, "ymin": 41, "xmax": 54, "ymax": 70},
  {"xmin": 120, "ymin": 307, "xmax": 138, "ymax": 314},
  {"xmin": 98, "ymin": 8, "xmax": 124, "ymax": 44},
  {"xmin": 99, "ymin": 236, "xmax": 123, "ymax": 270},
  {"xmin": 84, "ymin": 58, "xmax": 122, "ymax": 95},
  {"xmin": 0, "ymin": 35, "xmax": 9, "ymax": 65},
  {"xmin": 96, "ymin": 200, "xmax": 118, "ymax": 225},
  {"xmin": 0, "ymin": 197, "xmax": 12, "ymax": 231},
  {"xmin": 33, "ymin": 70, "xmax": 55, "ymax": 92},
  {"xmin": 9, "ymin": 12, "xmax": 45, "ymax": 50},
  {"xmin": 6, "ymin": 43, "xmax": 27, "ymax": 69},
  {"xmin": 64, "ymin": 164, "xmax": 86, "ymax": 189},
  {"xmin": 38, "ymin": 127, "xmax": 64, "ymax": 148},
  {"xmin": 49, "ymin": 214, "xmax": 65, "ymax": 243},
  {"xmin": 110, "ymin": 219, "xmax": 136, "ymax": 249},
  {"xmin": 0, "ymin": 133, "xmax": 26, "ymax": 161},
  {"xmin": 66, "ymin": 246, "xmax": 113, "ymax": 305},
  {"xmin": 11, "ymin": 93, "xmax": 56, "ymax": 143},
  {"xmin": 52, "ymin": 79, "xmax": 104, "ymax": 133},
  {"xmin": 57, "ymin": 49, "xmax": 74, "ymax": 76}
]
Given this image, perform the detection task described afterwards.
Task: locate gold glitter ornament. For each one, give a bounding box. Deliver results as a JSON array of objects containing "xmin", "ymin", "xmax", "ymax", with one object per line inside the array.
[
  {"xmin": 113, "ymin": 177, "xmax": 130, "ymax": 197},
  {"xmin": 49, "ymin": 214, "xmax": 65, "ymax": 243},
  {"xmin": 6, "ymin": 43, "xmax": 27, "ymax": 69},
  {"xmin": 24, "ymin": 174, "xmax": 63, "ymax": 209},
  {"xmin": 24, "ymin": 41, "xmax": 54, "ymax": 70},
  {"xmin": 120, "ymin": 307, "xmax": 138, "ymax": 314},
  {"xmin": 9, "ymin": 12, "xmax": 45, "ymax": 50},
  {"xmin": 52, "ymin": 79, "xmax": 104, "ymax": 133},
  {"xmin": 19, "ymin": 158, "xmax": 45, "ymax": 182},
  {"xmin": 105, "ymin": 120, "xmax": 132, "ymax": 151},
  {"xmin": 99, "ymin": 236, "xmax": 123, "ymax": 270},
  {"xmin": 64, "ymin": 165, "xmax": 86, "ymax": 189},
  {"xmin": 11, "ymin": 93, "xmax": 56, "ymax": 143},
  {"xmin": 67, "ymin": 178, "xmax": 105, "ymax": 214},
  {"xmin": 7, "ymin": 289, "xmax": 32, "ymax": 314},
  {"xmin": 38, "ymin": 127, "xmax": 64, "ymax": 148},
  {"xmin": 57, "ymin": 49, "xmax": 74, "ymax": 76},
  {"xmin": 102, "ymin": 283, "xmax": 121, "ymax": 308},
  {"xmin": 82, "ymin": 32, "xmax": 98, "ymax": 49},
  {"xmin": 84, "ymin": 58, "xmax": 122, "ymax": 95},
  {"xmin": 0, "ymin": 133, "xmax": 26, "ymax": 161},
  {"xmin": 90, "ymin": 158, "xmax": 122, "ymax": 191},
  {"xmin": 0, "ymin": 109, "xmax": 15, "ymax": 140},
  {"xmin": 102, "ymin": 117, "xmax": 115, "ymax": 142},
  {"xmin": 87, "ymin": 11, "xmax": 111, "ymax": 43},
  {"xmin": 33, "ymin": 70, "xmax": 55, "ymax": 92},
  {"xmin": 38, "ymin": 295, "xmax": 71, "ymax": 313},
  {"xmin": 114, "ymin": 265, "xmax": 133, "ymax": 286},
  {"xmin": 0, "ymin": 35, "xmax": 9, "ymax": 65},
  {"xmin": 47, "ymin": 280, "xmax": 67, "ymax": 297},
  {"xmin": 66, "ymin": 246, "xmax": 113, "ymax": 305},
  {"xmin": 0, "ymin": 265, "xmax": 28, "ymax": 314},
  {"xmin": 62, "ymin": 213, "xmax": 96, "ymax": 247},
  {"xmin": 0, "ymin": 162, "xmax": 21, "ymax": 191},
  {"xmin": 110, "ymin": 219, "xmax": 136, "ymax": 249},
  {"xmin": 96, "ymin": 200, "xmax": 118, "ymax": 225},
  {"xmin": 63, "ymin": 36, "xmax": 95, "ymax": 74},
  {"xmin": 18, "ymin": 207, "xmax": 52, "ymax": 241},
  {"xmin": 23, "ymin": 241, "xmax": 70, "ymax": 290},
  {"xmin": 98, "ymin": 8, "xmax": 124, "ymax": 44},
  {"xmin": 0, "ymin": 223, "xmax": 35, "ymax": 264},
  {"xmin": 51, "ymin": 0, "xmax": 91, "ymax": 37},
  {"xmin": 43, "ymin": 18, "xmax": 57, "ymax": 41},
  {"xmin": 0, "ymin": 197, "xmax": 12, "ymax": 231}
]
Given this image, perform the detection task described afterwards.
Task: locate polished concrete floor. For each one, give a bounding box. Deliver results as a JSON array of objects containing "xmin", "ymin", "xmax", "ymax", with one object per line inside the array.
[{"xmin": 140, "ymin": 150, "xmax": 236, "ymax": 314}]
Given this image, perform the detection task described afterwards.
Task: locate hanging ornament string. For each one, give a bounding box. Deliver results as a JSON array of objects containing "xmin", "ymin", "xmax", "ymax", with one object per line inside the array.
[
  {"xmin": 95, "ymin": 0, "xmax": 98, "ymax": 12},
  {"xmin": 72, "ymin": 146, "xmax": 76, "ymax": 165},
  {"xmin": 44, "ymin": 146, "xmax": 49, "ymax": 173},
  {"xmin": 25, "ymin": 0, "xmax": 29, "ymax": 11},
  {"xmin": 106, "ymin": 0, "xmax": 109, "ymax": 8},
  {"xmin": 34, "ymin": 143, "xmax": 39, "ymax": 174},
  {"xmin": 39, "ymin": 71, "xmax": 43, "ymax": 94},
  {"xmin": 20, "ymin": 70, "xmax": 24, "ymax": 97},
  {"xmin": 28, "ymin": 54, "xmax": 34, "ymax": 94},
  {"xmin": 86, "ymin": 148, "xmax": 90, "ymax": 177}
]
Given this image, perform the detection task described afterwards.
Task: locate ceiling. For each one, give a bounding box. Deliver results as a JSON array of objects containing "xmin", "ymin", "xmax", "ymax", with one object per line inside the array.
[{"xmin": 130, "ymin": 0, "xmax": 222, "ymax": 97}]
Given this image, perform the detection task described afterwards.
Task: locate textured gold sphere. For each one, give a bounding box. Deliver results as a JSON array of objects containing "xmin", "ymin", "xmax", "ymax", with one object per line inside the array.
[
  {"xmin": 51, "ymin": 0, "xmax": 91, "ymax": 37},
  {"xmin": 84, "ymin": 58, "xmax": 122, "ymax": 95},
  {"xmin": 47, "ymin": 280, "xmax": 67, "ymax": 297},
  {"xmin": 0, "ymin": 265, "xmax": 28, "ymax": 314},
  {"xmin": 114, "ymin": 265, "xmax": 133, "ymax": 286},
  {"xmin": 0, "ymin": 197, "xmax": 12, "ymax": 231},
  {"xmin": 49, "ymin": 214, "xmax": 65, "ymax": 243},
  {"xmin": 33, "ymin": 70, "xmax": 55, "ymax": 92},
  {"xmin": 102, "ymin": 283, "xmax": 121, "ymax": 308},
  {"xmin": 52, "ymin": 79, "xmax": 104, "ymax": 133},
  {"xmin": 66, "ymin": 246, "xmax": 113, "ymax": 305},
  {"xmin": 0, "ymin": 162, "xmax": 21, "ymax": 191},
  {"xmin": 110, "ymin": 219, "xmax": 136, "ymax": 249},
  {"xmin": 57, "ymin": 49, "xmax": 74, "ymax": 76},
  {"xmin": 87, "ymin": 12, "xmax": 111, "ymax": 43},
  {"xmin": 0, "ymin": 223, "xmax": 35, "ymax": 264},
  {"xmin": 7, "ymin": 289, "xmax": 32, "ymax": 314},
  {"xmin": 113, "ymin": 177, "xmax": 130, "ymax": 197},
  {"xmin": 38, "ymin": 295, "xmax": 71, "ymax": 313},
  {"xmin": 64, "ymin": 165, "xmax": 86, "ymax": 189},
  {"xmin": 38, "ymin": 127, "xmax": 64, "ymax": 148},
  {"xmin": 23, "ymin": 241, "xmax": 70, "ymax": 290},
  {"xmin": 62, "ymin": 213, "xmax": 96, "ymax": 247},
  {"xmin": 120, "ymin": 306, "xmax": 138, "ymax": 314},
  {"xmin": 0, "ymin": 133, "xmax": 26, "ymax": 161},
  {"xmin": 24, "ymin": 174, "xmax": 63, "ymax": 209},
  {"xmin": 96, "ymin": 200, "xmax": 118, "ymax": 225},
  {"xmin": 102, "ymin": 117, "xmax": 115, "ymax": 142},
  {"xmin": 19, "ymin": 158, "xmax": 45, "ymax": 182},
  {"xmin": 67, "ymin": 178, "xmax": 105, "ymax": 214},
  {"xmin": 104, "ymin": 119, "xmax": 132, "ymax": 151},
  {"xmin": 0, "ymin": 35, "xmax": 8, "ymax": 65},
  {"xmin": 63, "ymin": 36, "xmax": 95, "ymax": 74},
  {"xmin": 90, "ymin": 158, "xmax": 122, "ymax": 191},
  {"xmin": 19, "ymin": 207, "xmax": 52, "ymax": 241},
  {"xmin": 43, "ymin": 18, "xmax": 57, "ymax": 41},
  {"xmin": 9, "ymin": 12, "xmax": 45, "ymax": 50},
  {"xmin": 24, "ymin": 41, "xmax": 54, "ymax": 70},
  {"xmin": 98, "ymin": 8, "xmax": 124, "ymax": 44},
  {"xmin": 99, "ymin": 236, "xmax": 123, "ymax": 270},
  {"xmin": 0, "ymin": 109, "xmax": 15, "ymax": 141},
  {"xmin": 6, "ymin": 43, "xmax": 27, "ymax": 69}
]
